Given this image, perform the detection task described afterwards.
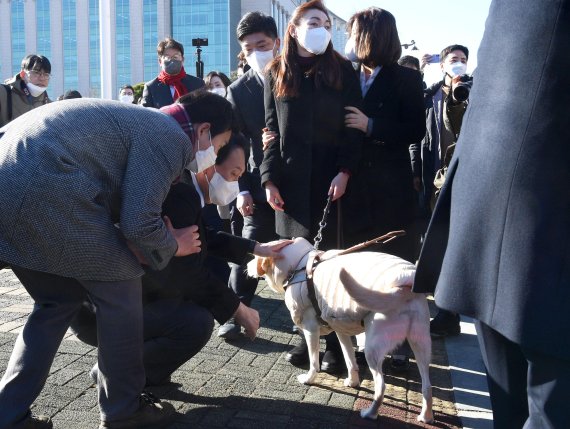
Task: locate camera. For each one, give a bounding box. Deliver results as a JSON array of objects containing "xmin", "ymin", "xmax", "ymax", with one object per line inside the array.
[
  {"xmin": 192, "ymin": 38, "xmax": 208, "ymax": 47},
  {"xmin": 453, "ymin": 75, "xmax": 473, "ymax": 102}
]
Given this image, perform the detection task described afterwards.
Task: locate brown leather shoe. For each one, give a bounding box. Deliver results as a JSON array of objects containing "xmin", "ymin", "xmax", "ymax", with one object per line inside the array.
[{"xmin": 99, "ymin": 391, "xmax": 176, "ymax": 429}]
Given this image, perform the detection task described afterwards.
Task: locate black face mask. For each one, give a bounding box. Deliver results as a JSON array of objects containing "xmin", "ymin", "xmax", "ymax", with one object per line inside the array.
[{"xmin": 163, "ymin": 59, "xmax": 182, "ymax": 75}]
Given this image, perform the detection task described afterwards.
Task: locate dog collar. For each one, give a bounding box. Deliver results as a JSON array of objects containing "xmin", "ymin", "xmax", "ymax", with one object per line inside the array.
[
  {"xmin": 283, "ymin": 248, "xmax": 313, "ymax": 289},
  {"xmin": 283, "ymin": 269, "xmax": 307, "ymax": 289}
]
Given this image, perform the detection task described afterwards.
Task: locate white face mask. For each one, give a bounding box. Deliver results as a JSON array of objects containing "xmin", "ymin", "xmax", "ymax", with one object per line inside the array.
[
  {"xmin": 188, "ymin": 130, "xmax": 217, "ymax": 173},
  {"xmin": 207, "ymin": 170, "xmax": 240, "ymax": 206},
  {"xmin": 26, "ymin": 81, "xmax": 47, "ymax": 98},
  {"xmin": 445, "ymin": 61, "xmax": 467, "ymax": 77},
  {"xmin": 297, "ymin": 26, "xmax": 331, "ymax": 55},
  {"xmin": 209, "ymin": 87, "xmax": 226, "ymax": 97},
  {"xmin": 344, "ymin": 38, "xmax": 358, "ymax": 62},
  {"xmin": 246, "ymin": 45, "xmax": 275, "ymax": 74},
  {"xmin": 119, "ymin": 94, "xmax": 134, "ymax": 104}
]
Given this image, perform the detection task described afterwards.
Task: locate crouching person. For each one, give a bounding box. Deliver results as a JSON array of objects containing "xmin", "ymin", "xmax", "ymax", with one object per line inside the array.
[
  {"xmin": 0, "ymin": 96, "xmax": 212, "ymax": 429},
  {"xmin": 70, "ymin": 134, "xmax": 291, "ymax": 386}
]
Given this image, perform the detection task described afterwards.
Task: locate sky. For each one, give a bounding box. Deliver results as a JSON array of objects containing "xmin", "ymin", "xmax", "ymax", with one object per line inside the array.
[{"xmin": 324, "ymin": 0, "xmax": 492, "ymax": 83}]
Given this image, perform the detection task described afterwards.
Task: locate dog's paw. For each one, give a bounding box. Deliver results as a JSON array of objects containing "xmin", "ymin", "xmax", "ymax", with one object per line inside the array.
[
  {"xmin": 344, "ymin": 375, "xmax": 360, "ymax": 388},
  {"xmin": 297, "ymin": 373, "xmax": 315, "ymax": 385},
  {"xmin": 360, "ymin": 408, "xmax": 378, "ymax": 420},
  {"xmin": 417, "ymin": 412, "xmax": 434, "ymax": 424}
]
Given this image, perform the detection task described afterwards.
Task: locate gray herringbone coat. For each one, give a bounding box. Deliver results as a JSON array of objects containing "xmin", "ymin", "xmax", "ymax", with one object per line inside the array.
[{"xmin": 0, "ymin": 99, "xmax": 193, "ymax": 281}]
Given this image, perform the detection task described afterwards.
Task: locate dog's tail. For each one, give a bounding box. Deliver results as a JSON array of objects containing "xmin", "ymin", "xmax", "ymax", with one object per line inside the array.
[{"xmin": 339, "ymin": 268, "xmax": 413, "ymax": 313}]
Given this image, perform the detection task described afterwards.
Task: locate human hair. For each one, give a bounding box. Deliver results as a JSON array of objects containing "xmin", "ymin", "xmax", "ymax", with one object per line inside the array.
[
  {"xmin": 269, "ymin": 0, "xmax": 343, "ymax": 98},
  {"xmin": 237, "ymin": 11, "xmax": 278, "ymax": 41},
  {"xmin": 62, "ymin": 90, "xmax": 82, "ymax": 99},
  {"xmin": 177, "ymin": 89, "xmax": 233, "ymax": 137},
  {"xmin": 119, "ymin": 85, "xmax": 134, "ymax": 94},
  {"xmin": 21, "ymin": 54, "xmax": 51, "ymax": 73},
  {"xmin": 157, "ymin": 37, "xmax": 184, "ymax": 57},
  {"xmin": 204, "ymin": 71, "xmax": 232, "ymax": 89},
  {"xmin": 398, "ymin": 55, "xmax": 420, "ymax": 70},
  {"xmin": 440, "ymin": 44, "xmax": 469, "ymax": 63},
  {"xmin": 346, "ymin": 7, "xmax": 401, "ymax": 67},
  {"xmin": 216, "ymin": 132, "xmax": 249, "ymax": 166}
]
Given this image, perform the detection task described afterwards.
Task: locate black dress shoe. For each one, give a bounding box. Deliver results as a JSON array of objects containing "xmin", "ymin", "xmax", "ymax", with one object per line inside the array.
[
  {"xmin": 285, "ymin": 339, "xmax": 309, "ymax": 366},
  {"xmin": 291, "ymin": 324, "xmax": 302, "ymax": 335},
  {"xmin": 320, "ymin": 349, "xmax": 347, "ymax": 375}
]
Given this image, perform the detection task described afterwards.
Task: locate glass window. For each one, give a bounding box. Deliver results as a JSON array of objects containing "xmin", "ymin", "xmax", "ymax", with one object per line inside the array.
[
  {"xmin": 143, "ymin": 0, "xmax": 158, "ymax": 82},
  {"xmin": 171, "ymin": 0, "xmax": 231, "ymax": 77},
  {"xmin": 115, "ymin": 0, "xmax": 131, "ymax": 95},
  {"xmin": 63, "ymin": 0, "xmax": 78, "ymax": 93},
  {"xmin": 89, "ymin": 0, "xmax": 101, "ymax": 97},
  {"xmin": 36, "ymin": 0, "xmax": 51, "ymax": 64},
  {"xmin": 11, "ymin": 0, "xmax": 25, "ymax": 76}
]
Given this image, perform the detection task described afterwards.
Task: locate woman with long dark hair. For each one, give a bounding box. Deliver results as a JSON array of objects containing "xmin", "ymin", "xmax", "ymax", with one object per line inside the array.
[{"xmin": 260, "ymin": 0, "xmax": 363, "ymax": 374}]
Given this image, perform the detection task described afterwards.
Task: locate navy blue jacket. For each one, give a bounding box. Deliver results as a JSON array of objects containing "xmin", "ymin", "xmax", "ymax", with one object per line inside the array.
[{"xmin": 414, "ymin": 0, "xmax": 570, "ymax": 359}]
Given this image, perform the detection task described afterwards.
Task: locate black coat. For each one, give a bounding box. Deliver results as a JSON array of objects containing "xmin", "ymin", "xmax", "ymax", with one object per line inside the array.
[
  {"xmin": 344, "ymin": 64, "xmax": 425, "ymax": 261},
  {"xmin": 260, "ymin": 58, "xmax": 363, "ymax": 245},
  {"xmin": 140, "ymin": 74, "xmax": 204, "ymax": 109},
  {"xmin": 226, "ymin": 69, "xmax": 266, "ymax": 203},
  {"xmin": 143, "ymin": 171, "xmax": 255, "ymax": 323},
  {"xmin": 414, "ymin": 0, "xmax": 570, "ymax": 359}
]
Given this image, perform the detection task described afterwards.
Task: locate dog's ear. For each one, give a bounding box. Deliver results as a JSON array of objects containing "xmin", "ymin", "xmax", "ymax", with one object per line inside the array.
[
  {"xmin": 258, "ymin": 257, "xmax": 273, "ymax": 276},
  {"xmin": 256, "ymin": 257, "xmax": 265, "ymax": 276}
]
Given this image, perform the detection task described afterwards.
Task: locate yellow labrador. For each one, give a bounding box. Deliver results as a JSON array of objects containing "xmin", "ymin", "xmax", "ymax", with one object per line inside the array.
[{"xmin": 248, "ymin": 237, "xmax": 433, "ymax": 422}]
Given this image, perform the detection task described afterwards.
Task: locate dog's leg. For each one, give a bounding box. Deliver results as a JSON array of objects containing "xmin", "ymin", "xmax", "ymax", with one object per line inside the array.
[
  {"xmin": 408, "ymin": 300, "xmax": 434, "ymax": 424},
  {"xmin": 297, "ymin": 323, "xmax": 320, "ymax": 385},
  {"xmin": 336, "ymin": 333, "xmax": 359, "ymax": 387},
  {"xmin": 360, "ymin": 347, "xmax": 386, "ymax": 420}
]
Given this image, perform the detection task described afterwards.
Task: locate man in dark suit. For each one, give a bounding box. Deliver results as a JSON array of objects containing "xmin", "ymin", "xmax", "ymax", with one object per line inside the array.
[
  {"xmin": 414, "ymin": 0, "xmax": 570, "ymax": 427},
  {"xmin": 140, "ymin": 37, "xmax": 204, "ymax": 109},
  {"xmin": 218, "ymin": 12, "xmax": 281, "ymax": 339},
  {"xmin": 70, "ymin": 138, "xmax": 290, "ymax": 386}
]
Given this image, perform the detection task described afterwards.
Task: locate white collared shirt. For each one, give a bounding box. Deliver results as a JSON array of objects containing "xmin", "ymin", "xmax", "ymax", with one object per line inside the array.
[
  {"xmin": 190, "ymin": 171, "xmax": 205, "ymax": 208},
  {"xmin": 360, "ymin": 65, "xmax": 382, "ymax": 97}
]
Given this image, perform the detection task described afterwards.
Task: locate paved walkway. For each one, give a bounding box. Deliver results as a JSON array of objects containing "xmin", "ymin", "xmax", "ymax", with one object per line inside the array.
[{"xmin": 0, "ymin": 268, "xmax": 492, "ymax": 428}]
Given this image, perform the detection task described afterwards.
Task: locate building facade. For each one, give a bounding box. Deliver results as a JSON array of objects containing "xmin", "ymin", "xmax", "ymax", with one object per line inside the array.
[{"xmin": 0, "ymin": 0, "xmax": 347, "ymax": 100}]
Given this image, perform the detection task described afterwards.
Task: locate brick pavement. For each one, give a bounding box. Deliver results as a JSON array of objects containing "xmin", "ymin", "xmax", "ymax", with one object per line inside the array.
[{"xmin": 0, "ymin": 268, "xmax": 463, "ymax": 428}]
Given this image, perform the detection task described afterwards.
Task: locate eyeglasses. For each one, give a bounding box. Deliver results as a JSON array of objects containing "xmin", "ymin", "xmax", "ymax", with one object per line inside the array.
[
  {"xmin": 28, "ymin": 70, "xmax": 51, "ymax": 79},
  {"xmin": 162, "ymin": 54, "xmax": 183, "ymax": 61}
]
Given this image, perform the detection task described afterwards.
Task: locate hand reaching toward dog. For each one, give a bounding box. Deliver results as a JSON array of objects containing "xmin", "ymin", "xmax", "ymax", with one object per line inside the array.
[
  {"xmin": 253, "ymin": 239, "xmax": 294, "ymax": 259},
  {"xmin": 233, "ymin": 302, "xmax": 260, "ymax": 340}
]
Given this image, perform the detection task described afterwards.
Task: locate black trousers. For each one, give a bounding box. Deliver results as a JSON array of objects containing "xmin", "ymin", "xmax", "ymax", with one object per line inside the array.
[
  {"xmin": 70, "ymin": 298, "xmax": 214, "ymax": 385},
  {"xmin": 476, "ymin": 321, "xmax": 570, "ymax": 429},
  {"xmin": 0, "ymin": 266, "xmax": 144, "ymax": 426},
  {"xmin": 228, "ymin": 201, "xmax": 277, "ymax": 306}
]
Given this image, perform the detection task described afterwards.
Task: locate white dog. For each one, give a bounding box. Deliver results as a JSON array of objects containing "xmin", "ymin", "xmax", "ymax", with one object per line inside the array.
[{"xmin": 248, "ymin": 237, "xmax": 433, "ymax": 422}]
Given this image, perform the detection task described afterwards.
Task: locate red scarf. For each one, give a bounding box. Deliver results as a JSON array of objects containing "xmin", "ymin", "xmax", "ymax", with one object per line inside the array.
[{"xmin": 158, "ymin": 67, "xmax": 189, "ymax": 101}]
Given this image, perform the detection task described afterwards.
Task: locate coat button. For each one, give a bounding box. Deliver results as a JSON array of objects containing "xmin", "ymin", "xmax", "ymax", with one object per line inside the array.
[{"xmin": 286, "ymin": 157, "xmax": 293, "ymax": 165}]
